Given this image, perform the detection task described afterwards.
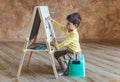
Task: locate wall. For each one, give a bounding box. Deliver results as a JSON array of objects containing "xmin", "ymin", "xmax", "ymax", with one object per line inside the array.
[{"xmin": 0, "ymin": 0, "xmax": 120, "ymax": 41}]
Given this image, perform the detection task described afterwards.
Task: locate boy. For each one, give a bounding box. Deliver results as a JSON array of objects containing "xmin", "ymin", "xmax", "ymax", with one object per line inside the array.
[{"xmin": 47, "ymin": 13, "xmax": 82, "ymax": 76}]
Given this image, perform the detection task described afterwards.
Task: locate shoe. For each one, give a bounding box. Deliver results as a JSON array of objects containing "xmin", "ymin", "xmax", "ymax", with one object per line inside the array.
[
  {"xmin": 57, "ymin": 71, "xmax": 64, "ymax": 76},
  {"xmin": 57, "ymin": 70, "xmax": 68, "ymax": 76}
]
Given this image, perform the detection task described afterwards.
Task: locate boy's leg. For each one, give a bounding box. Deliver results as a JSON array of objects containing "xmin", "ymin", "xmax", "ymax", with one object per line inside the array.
[
  {"xmin": 54, "ymin": 50, "xmax": 68, "ymax": 70},
  {"xmin": 54, "ymin": 50, "xmax": 73, "ymax": 72},
  {"xmin": 54, "ymin": 50, "xmax": 68, "ymax": 60},
  {"xmin": 54, "ymin": 50, "xmax": 82, "ymax": 75},
  {"xmin": 58, "ymin": 55, "xmax": 69, "ymax": 73}
]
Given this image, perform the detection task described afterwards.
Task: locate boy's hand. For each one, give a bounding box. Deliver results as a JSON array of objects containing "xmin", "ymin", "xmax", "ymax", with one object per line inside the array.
[
  {"xmin": 51, "ymin": 46, "xmax": 56, "ymax": 51},
  {"xmin": 46, "ymin": 16, "xmax": 54, "ymax": 22},
  {"xmin": 50, "ymin": 41, "xmax": 58, "ymax": 50}
]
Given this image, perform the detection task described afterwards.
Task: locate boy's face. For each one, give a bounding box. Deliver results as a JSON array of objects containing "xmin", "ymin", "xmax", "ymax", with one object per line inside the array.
[{"xmin": 66, "ymin": 21, "xmax": 76, "ymax": 32}]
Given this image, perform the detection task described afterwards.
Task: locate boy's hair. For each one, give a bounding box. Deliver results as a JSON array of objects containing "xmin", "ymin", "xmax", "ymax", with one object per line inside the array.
[{"xmin": 66, "ymin": 13, "xmax": 81, "ymax": 27}]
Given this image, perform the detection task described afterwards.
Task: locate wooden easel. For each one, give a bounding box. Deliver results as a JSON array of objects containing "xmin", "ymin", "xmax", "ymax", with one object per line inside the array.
[{"xmin": 17, "ymin": 6, "xmax": 58, "ymax": 79}]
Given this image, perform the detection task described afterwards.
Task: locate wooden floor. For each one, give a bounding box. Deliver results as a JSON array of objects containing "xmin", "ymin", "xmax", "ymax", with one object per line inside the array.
[{"xmin": 0, "ymin": 42, "xmax": 120, "ymax": 82}]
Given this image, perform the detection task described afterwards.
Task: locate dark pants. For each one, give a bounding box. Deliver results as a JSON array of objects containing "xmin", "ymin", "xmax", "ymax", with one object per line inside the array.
[{"xmin": 54, "ymin": 49, "xmax": 81, "ymax": 72}]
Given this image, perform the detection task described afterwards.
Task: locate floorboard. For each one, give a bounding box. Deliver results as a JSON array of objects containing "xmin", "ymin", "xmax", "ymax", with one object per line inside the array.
[{"xmin": 0, "ymin": 42, "xmax": 120, "ymax": 82}]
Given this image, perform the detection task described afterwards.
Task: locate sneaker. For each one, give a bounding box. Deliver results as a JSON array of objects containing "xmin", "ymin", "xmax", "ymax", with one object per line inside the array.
[
  {"xmin": 57, "ymin": 71, "xmax": 64, "ymax": 76},
  {"xmin": 57, "ymin": 70, "xmax": 68, "ymax": 76}
]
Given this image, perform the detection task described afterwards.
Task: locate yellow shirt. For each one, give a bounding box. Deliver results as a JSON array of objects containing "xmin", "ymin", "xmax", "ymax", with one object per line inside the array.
[{"xmin": 52, "ymin": 21, "xmax": 81, "ymax": 52}]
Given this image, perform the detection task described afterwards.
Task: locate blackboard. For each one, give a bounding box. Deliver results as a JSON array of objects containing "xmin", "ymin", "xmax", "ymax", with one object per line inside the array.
[
  {"xmin": 29, "ymin": 8, "xmax": 41, "ymax": 40},
  {"xmin": 28, "ymin": 6, "xmax": 56, "ymax": 43}
]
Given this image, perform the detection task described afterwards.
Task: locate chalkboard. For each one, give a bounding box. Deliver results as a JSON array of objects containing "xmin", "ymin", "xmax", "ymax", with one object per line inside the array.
[
  {"xmin": 29, "ymin": 8, "xmax": 41, "ymax": 40},
  {"xmin": 28, "ymin": 6, "xmax": 56, "ymax": 44}
]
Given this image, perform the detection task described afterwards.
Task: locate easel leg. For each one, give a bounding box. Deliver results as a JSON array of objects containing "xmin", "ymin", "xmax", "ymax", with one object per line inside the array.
[
  {"xmin": 27, "ymin": 51, "xmax": 33, "ymax": 68},
  {"xmin": 27, "ymin": 36, "xmax": 36, "ymax": 68},
  {"xmin": 17, "ymin": 52, "xmax": 26, "ymax": 79},
  {"xmin": 49, "ymin": 53, "xmax": 58, "ymax": 79}
]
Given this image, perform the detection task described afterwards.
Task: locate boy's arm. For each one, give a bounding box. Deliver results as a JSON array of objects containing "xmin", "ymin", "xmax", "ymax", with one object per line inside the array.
[
  {"xmin": 52, "ymin": 20, "xmax": 66, "ymax": 32},
  {"xmin": 56, "ymin": 34, "xmax": 75, "ymax": 49}
]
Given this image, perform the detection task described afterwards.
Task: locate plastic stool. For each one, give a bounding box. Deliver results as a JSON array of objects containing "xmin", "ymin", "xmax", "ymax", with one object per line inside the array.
[{"xmin": 68, "ymin": 54, "xmax": 85, "ymax": 77}]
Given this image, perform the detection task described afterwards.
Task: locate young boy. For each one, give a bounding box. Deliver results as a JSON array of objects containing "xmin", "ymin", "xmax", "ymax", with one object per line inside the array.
[{"xmin": 47, "ymin": 13, "xmax": 82, "ymax": 76}]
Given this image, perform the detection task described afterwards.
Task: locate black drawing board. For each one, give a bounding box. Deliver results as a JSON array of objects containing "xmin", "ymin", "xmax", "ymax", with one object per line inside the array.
[{"xmin": 28, "ymin": 6, "xmax": 55, "ymax": 44}]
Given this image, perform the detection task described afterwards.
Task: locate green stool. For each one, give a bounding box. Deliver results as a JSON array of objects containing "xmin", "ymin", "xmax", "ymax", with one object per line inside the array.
[{"xmin": 68, "ymin": 54, "xmax": 85, "ymax": 77}]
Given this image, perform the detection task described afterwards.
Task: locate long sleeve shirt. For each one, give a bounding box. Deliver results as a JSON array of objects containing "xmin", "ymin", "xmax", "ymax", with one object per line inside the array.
[{"xmin": 52, "ymin": 20, "xmax": 81, "ymax": 52}]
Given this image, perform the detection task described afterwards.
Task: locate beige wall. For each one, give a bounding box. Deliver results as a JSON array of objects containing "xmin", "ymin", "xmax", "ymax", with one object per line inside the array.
[{"xmin": 0, "ymin": 0, "xmax": 120, "ymax": 41}]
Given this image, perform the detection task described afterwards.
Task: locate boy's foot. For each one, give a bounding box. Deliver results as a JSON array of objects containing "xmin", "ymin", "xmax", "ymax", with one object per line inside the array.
[
  {"xmin": 57, "ymin": 68, "xmax": 68, "ymax": 76},
  {"xmin": 57, "ymin": 71, "xmax": 64, "ymax": 76},
  {"xmin": 57, "ymin": 70, "xmax": 67, "ymax": 76}
]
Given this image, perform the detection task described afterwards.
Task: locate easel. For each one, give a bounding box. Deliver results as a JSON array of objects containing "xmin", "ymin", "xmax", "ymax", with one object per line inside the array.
[{"xmin": 17, "ymin": 6, "xmax": 58, "ymax": 79}]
